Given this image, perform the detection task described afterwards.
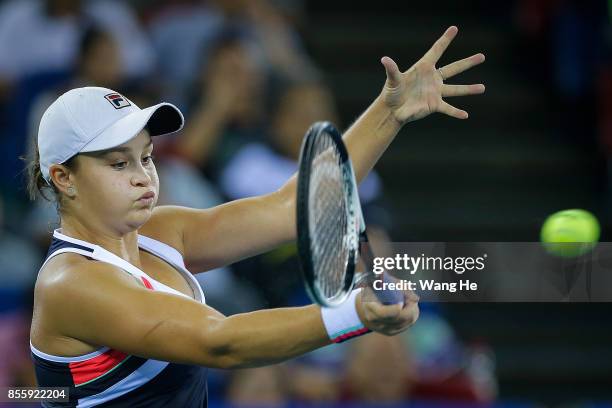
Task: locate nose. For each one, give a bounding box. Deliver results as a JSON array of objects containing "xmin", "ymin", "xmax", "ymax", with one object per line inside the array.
[{"xmin": 130, "ymin": 162, "xmax": 152, "ymax": 187}]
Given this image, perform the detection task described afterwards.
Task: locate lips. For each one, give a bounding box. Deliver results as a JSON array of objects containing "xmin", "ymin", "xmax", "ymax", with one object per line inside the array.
[{"xmin": 138, "ymin": 191, "xmax": 155, "ymax": 200}]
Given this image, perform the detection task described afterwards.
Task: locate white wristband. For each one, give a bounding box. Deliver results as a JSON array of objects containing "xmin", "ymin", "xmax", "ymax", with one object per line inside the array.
[{"xmin": 320, "ymin": 289, "xmax": 371, "ymax": 343}]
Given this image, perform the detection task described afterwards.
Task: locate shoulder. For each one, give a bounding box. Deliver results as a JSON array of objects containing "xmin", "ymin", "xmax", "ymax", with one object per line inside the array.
[
  {"xmin": 34, "ymin": 253, "xmax": 141, "ymax": 335},
  {"xmin": 138, "ymin": 205, "xmax": 200, "ymax": 256},
  {"xmin": 36, "ymin": 253, "xmax": 138, "ymax": 301}
]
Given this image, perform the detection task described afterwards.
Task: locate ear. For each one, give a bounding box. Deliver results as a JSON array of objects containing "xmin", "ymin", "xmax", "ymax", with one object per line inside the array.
[{"xmin": 48, "ymin": 164, "xmax": 75, "ymax": 196}]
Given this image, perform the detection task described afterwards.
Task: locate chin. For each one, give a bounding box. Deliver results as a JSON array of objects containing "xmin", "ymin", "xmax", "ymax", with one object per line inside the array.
[{"xmin": 126, "ymin": 209, "xmax": 153, "ymax": 231}]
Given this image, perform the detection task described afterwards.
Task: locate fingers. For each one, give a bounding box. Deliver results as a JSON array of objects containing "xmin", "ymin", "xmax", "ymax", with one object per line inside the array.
[
  {"xmin": 361, "ymin": 290, "xmax": 420, "ymax": 335},
  {"xmin": 442, "ymin": 83, "xmax": 486, "ymax": 98},
  {"xmin": 439, "ymin": 101, "xmax": 468, "ymax": 119},
  {"xmin": 424, "ymin": 26, "xmax": 458, "ymax": 64},
  {"xmin": 364, "ymin": 301, "xmax": 402, "ymax": 322},
  {"xmin": 378, "ymin": 302, "xmax": 419, "ymax": 336},
  {"xmin": 439, "ymin": 53, "xmax": 485, "ymax": 80},
  {"xmin": 381, "ymin": 56, "xmax": 402, "ymax": 88}
]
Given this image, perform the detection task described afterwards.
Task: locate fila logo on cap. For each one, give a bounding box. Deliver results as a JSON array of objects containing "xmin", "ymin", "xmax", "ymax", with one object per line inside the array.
[{"xmin": 104, "ymin": 93, "xmax": 131, "ymax": 109}]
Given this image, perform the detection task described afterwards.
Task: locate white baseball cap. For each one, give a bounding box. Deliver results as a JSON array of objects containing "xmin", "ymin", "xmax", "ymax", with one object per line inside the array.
[{"xmin": 38, "ymin": 86, "xmax": 185, "ymax": 182}]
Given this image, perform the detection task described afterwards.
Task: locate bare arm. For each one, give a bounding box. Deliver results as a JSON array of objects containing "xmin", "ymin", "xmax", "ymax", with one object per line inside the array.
[
  {"xmin": 168, "ymin": 26, "xmax": 485, "ymax": 270},
  {"xmin": 39, "ymin": 259, "xmax": 416, "ymax": 368},
  {"xmin": 40, "ymin": 259, "xmax": 328, "ymax": 368},
  {"xmin": 150, "ymin": 188, "xmax": 295, "ymax": 271}
]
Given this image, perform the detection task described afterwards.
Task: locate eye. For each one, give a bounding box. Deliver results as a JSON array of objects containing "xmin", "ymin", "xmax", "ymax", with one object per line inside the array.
[
  {"xmin": 142, "ymin": 155, "xmax": 155, "ymax": 165},
  {"xmin": 111, "ymin": 161, "xmax": 128, "ymax": 170}
]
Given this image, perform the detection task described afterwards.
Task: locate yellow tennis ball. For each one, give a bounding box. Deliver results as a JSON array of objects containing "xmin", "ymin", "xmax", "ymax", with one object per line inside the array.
[{"xmin": 540, "ymin": 209, "xmax": 600, "ymax": 257}]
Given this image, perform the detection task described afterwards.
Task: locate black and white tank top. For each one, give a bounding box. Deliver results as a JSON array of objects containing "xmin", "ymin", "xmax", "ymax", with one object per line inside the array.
[{"xmin": 31, "ymin": 229, "xmax": 208, "ymax": 407}]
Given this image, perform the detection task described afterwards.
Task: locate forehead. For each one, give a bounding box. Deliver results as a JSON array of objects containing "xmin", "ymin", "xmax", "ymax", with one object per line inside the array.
[
  {"xmin": 86, "ymin": 131, "xmax": 153, "ymax": 157},
  {"xmin": 120, "ymin": 129, "xmax": 152, "ymax": 149}
]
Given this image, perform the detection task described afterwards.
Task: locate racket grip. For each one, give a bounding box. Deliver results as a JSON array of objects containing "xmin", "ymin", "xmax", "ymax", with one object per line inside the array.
[{"xmin": 372, "ymin": 273, "xmax": 404, "ymax": 305}]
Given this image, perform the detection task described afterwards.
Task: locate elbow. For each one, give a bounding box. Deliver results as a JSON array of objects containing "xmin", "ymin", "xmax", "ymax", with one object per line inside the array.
[
  {"xmin": 206, "ymin": 339, "xmax": 245, "ymax": 369},
  {"xmin": 199, "ymin": 318, "xmax": 248, "ymax": 369}
]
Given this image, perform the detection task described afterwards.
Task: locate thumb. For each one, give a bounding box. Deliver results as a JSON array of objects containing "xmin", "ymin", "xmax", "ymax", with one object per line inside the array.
[{"xmin": 381, "ymin": 56, "xmax": 401, "ymax": 88}]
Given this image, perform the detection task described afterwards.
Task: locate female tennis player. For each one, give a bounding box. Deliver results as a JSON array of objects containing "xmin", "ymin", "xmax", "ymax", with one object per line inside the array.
[{"xmin": 28, "ymin": 26, "xmax": 484, "ymax": 407}]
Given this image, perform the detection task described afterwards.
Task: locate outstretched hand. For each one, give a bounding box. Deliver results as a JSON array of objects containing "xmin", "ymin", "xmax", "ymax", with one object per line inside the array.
[{"xmin": 381, "ymin": 26, "xmax": 485, "ymax": 124}]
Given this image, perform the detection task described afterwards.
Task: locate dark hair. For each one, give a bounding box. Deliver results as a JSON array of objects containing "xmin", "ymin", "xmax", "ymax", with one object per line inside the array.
[
  {"xmin": 205, "ymin": 25, "xmax": 249, "ymax": 61},
  {"xmin": 188, "ymin": 26, "xmax": 249, "ymax": 108},
  {"xmin": 78, "ymin": 25, "xmax": 112, "ymax": 61},
  {"xmin": 23, "ymin": 138, "xmax": 78, "ymax": 213}
]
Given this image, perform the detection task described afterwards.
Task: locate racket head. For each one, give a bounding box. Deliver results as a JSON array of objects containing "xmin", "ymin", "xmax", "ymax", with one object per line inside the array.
[{"xmin": 296, "ymin": 121, "xmax": 359, "ymax": 307}]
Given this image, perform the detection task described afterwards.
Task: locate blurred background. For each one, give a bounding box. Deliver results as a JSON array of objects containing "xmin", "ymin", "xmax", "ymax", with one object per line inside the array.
[{"xmin": 0, "ymin": 0, "xmax": 610, "ymax": 406}]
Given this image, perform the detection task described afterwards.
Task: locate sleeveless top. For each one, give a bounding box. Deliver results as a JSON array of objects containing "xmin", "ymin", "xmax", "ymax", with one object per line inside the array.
[{"xmin": 30, "ymin": 229, "xmax": 208, "ymax": 407}]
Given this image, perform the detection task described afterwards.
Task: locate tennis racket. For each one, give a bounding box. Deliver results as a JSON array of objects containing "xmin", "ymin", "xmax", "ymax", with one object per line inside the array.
[{"xmin": 296, "ymin": 121, "xmax": 404, "ymax": 307}]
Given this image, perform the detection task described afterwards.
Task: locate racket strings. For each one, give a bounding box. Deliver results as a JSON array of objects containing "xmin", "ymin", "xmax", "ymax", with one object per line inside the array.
[{"xmin": 308, "ymin": 134, "xmax": 350, "ymax": 300}]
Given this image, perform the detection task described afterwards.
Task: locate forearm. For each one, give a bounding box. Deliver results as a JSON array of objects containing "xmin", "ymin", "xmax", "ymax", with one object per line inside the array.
[
  {"xmin": 209, "ymin": 304, "xmax": 330, "ymax": 368},
  {"xmin": 342, "ymin": 94, "xmax": 401, "ymax": 182}
]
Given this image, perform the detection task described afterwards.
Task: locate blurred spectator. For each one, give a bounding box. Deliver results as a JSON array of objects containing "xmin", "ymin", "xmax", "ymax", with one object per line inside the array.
[
  {"xmin": 220, "ymin": 80, "xmax": 382, "ymax": 203},
  {"xmin": 549, "ymin": 0, "xmax": 607, "ymax": 152},
  {"xmin": 226, "ymin": 365, "xmax": 289, "ymax": 407},
  {"xmin": 0, "ymin": 312, "xmax": 37, "ymax": 388},
  {"xmin": 0, "ymin": 195, "xmax": 40, "ymax": 389},
  {"xmin": 147, "ymin": 0, "xmax": 225, "ymax": 107},
  {"xmin": 0, "ymin": 0, "xmax": 154, "ymax": 91},
  {"xmin": 26, "ymin": 25, "xmax": 125, "ymax": 136},
  {"xmin": 343, "ymin": 333, "xmax": 417, "ymax": 403},
  {"xmin": 406, "ymin": 308, "xmax": 497, "ymax": 402},
  {"xmin": 518, "ymin": 0, "xmax": 611, "ymax": 219},
  {"xmin": 550, "ymin": 1, "xmax": 606, "ymax": 99},
  {"xmin": 0, "ymin": 196, "xmax": 41, "ymax": 313},
  {"xmin": 287, "ymin": 342, "xmax": 347, "ymax": 404},
  {"xmin": 27, "ymin": 25, "xmax": 124, "ymax": 132},
  {"xmin": 148, "ymin": 0, "xmax": 318, "ymax": 109},
  {"xmin": 241, "ymin": 0, "xmax": 319, "ymax": 81},
  {"xmin": 171, "ymin": 30, "xmax": 268, "ymax": 180},
  {"xmin": 516, "ymin": 0, "xmax": 607, "ymax": 143},
  {"xmin": 74, "ymin": 26, "xmax": 123, "ymax": 89}
]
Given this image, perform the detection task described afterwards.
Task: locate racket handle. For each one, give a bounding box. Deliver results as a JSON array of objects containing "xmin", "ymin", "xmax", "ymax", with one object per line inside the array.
[{"xmin": 372, "ymin": 273, "xmax": 404, "ymax": 305}]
